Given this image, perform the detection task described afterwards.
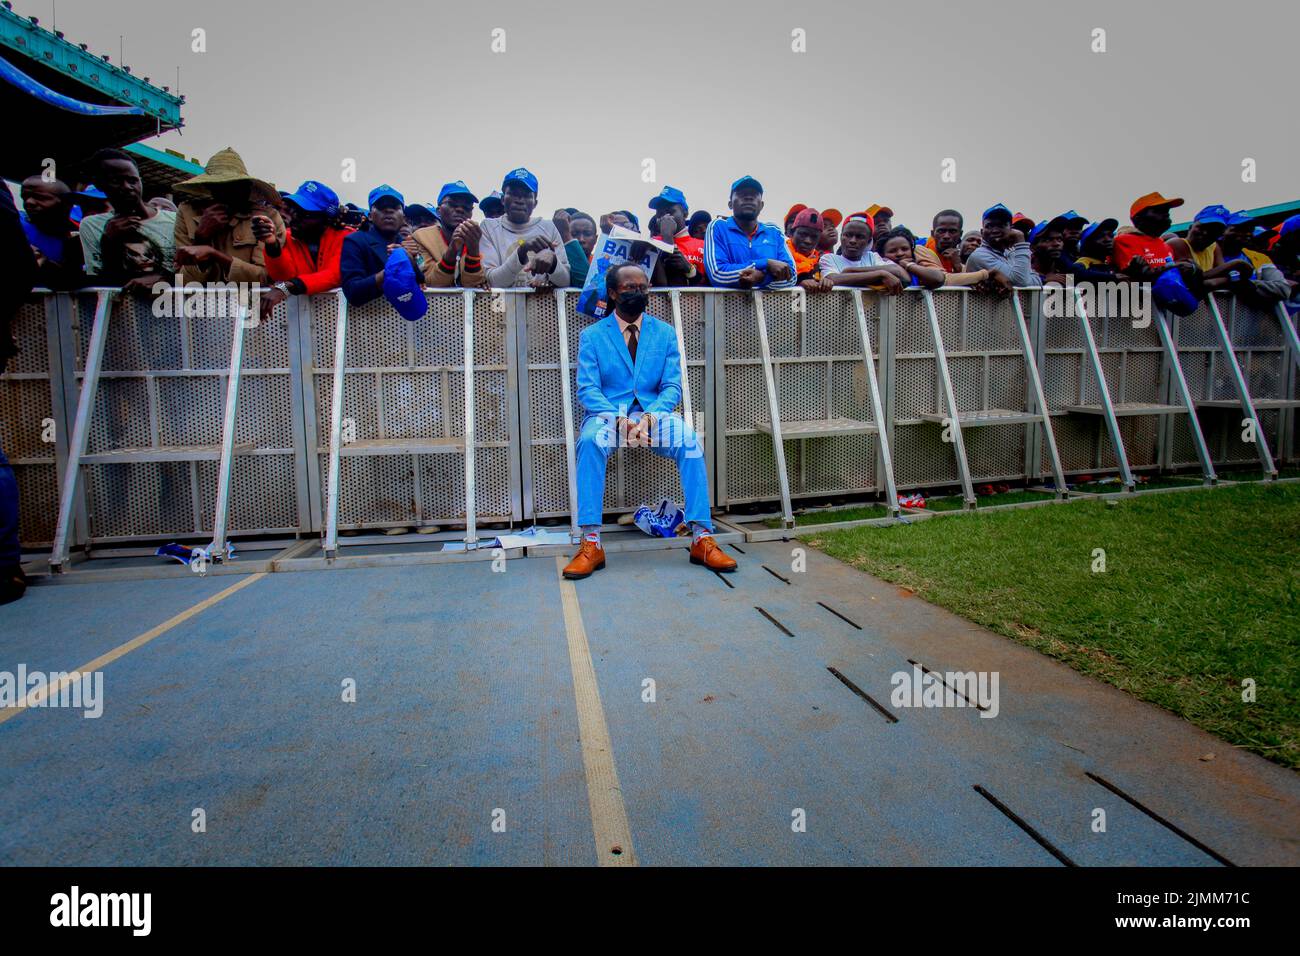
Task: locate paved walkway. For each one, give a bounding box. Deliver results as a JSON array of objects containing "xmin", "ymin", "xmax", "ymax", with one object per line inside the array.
[{"xmin": 2, "ymin": 541, "xmax": 1297, "ymax": 865}]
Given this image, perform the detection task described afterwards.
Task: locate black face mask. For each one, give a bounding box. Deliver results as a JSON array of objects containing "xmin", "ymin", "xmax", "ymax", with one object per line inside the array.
[{"xmin": 615, "ymin": 290, "xmax": 648, "ymax": 317}]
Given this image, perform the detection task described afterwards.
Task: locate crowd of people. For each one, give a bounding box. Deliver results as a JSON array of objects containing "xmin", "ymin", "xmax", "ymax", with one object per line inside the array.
[{"xmin": 12, "ymin": 146, "xmax": 1300, "ymax": 322}]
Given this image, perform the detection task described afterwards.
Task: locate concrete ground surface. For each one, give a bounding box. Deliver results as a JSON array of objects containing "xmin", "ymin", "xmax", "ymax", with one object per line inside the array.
[{"xmin": 1, "ymin": 539, "xmax": 1297, "ymax": 866}]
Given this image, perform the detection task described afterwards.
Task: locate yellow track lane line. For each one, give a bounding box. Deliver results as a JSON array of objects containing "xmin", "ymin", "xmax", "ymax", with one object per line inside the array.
[
  {"xmin": 554, "ymin": 556, "xmax": 638, "ymax": 866},
  {"xmin": 0, "ymin": 572, "xmax": 268, "ymax": 726}
]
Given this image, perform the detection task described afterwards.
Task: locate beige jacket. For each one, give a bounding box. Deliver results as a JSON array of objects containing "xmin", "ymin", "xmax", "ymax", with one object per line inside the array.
[
  {"xmin": 402, "ymin": 225, "xmax": 489, "ymax": 288},
  {"xmin": 173, "ymin": 201, "xmax": 285, "ymax": 285}
]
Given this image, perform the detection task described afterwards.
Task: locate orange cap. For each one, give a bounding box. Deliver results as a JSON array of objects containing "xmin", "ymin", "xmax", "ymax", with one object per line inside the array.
[
  {"xmin": 785, "ymin": 203, "xmax": 807, "ymax": 224},
  {"xmin": 822, "ymin": 208, "xmax": 843, "ymax": 226},
  {"xmin": 865, "ymin": 203, "xmax": 894, "ymax": 219},
  {"xmin": 1130, "ymin": 191, "xmax": 1184, "ymax": 219}
]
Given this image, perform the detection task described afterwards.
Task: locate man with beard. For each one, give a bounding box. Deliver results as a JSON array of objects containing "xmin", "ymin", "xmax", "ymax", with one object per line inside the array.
[
  {"xmin": 561, "ymin": 261, "xmax": 736, "ymax": 580},
  {"xmin": 403, "ymin": 181, "xmax": 487, "ymax": 288},
  {"xmin": 704, "ymin": 175, "xmax": 796, "ymax": 289}
]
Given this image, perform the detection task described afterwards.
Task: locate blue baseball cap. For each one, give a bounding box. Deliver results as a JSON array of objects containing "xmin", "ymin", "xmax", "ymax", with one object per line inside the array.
[
  {"xmin": 284, "ymin": 180, "xmax": 340, "ymax": 215},
  {"xmin": 383, "ymin": 248, "xmax": 427, "ymax": 321},
  {"xmin": 648, "ymin": 186, "xmax": 689, "ymax": 214},
  {"xmin": 1059, "ymin": 209, "xmax": 1088, "ymax": 225},
  {"xmin": 502, "ymin": 167, "xmax": 538, "ymax": 193},
  {"xmin": 437, "ymin": 180, "xmax": 478, "ymax": 205},
  {"xmin": 1028, "ymin": 215, "xmax": 1070, "ymax": 244},
  {"xmin": 730, "ymin": 175, "xmax": 764, "ymax": 195},
  {"xmin": 368, "ymin": 184, "xmax": 405, "ymax": 209},
  {"xmin": 1225, "ymin": 210, "xmax": 1254, "ymax": 226},
  {"xmin": 982, "ymin": 203, "xmax": 1013, "ymax": 222},
  {"xmin": 480, "ymin": 190, "xmax": 504, "ymax": 214},
  {"xmin": 1279, "ymin": 214, "xmax": 1300, "ymax": 239},
  {"xmin": 1193, "ymin": 204, "xmax": 1230, "ymax": 226},
  {"xmin": 1078, "ymin": 218, "xmax": 1119, "ymax": 249}
]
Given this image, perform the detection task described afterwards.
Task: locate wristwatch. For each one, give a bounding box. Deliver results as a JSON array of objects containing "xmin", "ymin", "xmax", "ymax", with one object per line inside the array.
[{"xmin": 273, "ymin": 281, "xmax": 293, "ymax": 296}]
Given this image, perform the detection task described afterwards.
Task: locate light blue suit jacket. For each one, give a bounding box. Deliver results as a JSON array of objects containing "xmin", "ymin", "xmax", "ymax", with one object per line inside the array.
[{"xmin": 576, "ymin": 313, "xmax": 682, "ymax": 422}]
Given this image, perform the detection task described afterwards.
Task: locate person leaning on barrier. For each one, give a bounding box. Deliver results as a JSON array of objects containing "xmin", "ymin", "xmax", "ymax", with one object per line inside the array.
[
  {"xmin": 478, "ymin": 168, "xmax": 569, "ymax": 289},
  {"xmin": 1027, "ymin": 216, "xmax": 1070, "ymax": 286},
  {"xmin": 1211, "ymin": 214, "xmax": 1291, "ymax": 308},
  {"xmin": 1073, "ymin": 218, "xmax": 1122, "ymax": 280},
  {"xmin": 964, "ymin": 203, "xmax": 1036, "ymax": 286},
  {"xmin": 915, "ymin": 209, "xmax": 965, "ymax": 275},
  {"xmin": 877, "ymin": 227, "xmax": 946, "ymax": 289},
  {"xmin": 787, "ymin": 207, "xmax": 827, "ymax": 290},
  {"xmin": 1112, "ymin": 192, "xmax": 1185, "ymax": 283},
  {"xmin": 0, "ymin": 183, "xmax": 36, "ymax": 605},
  {"xmin": 172, "ymin": 147, "xmax": 286, "ymax": 287},
  {"xmin": 402, "ymin": 181, "xmax": 488, "ymax": 289},
  {"xmin": 913, "ymin": 209, "xmax": 1011, "ymax": 292},
  {"xmin": 340, "ymin": 185, "xmax": 408, "ymax": 306},
  {"xmin": 78, "ymin": 149, "xmax": 177, "ymax": 292},
  {"xmin": 562, "ymin": 261, "xmax": 737, "ymax": 580},
  {"xmin": 258, "ymin": 180, "xmax": 355, "ymax": 319},
  {"xmin": 959, "ymin": 230, "xmax": 982, "ymax": 265},
  {"xmin": 18, "ymin": 174, "xmax": 84, "ymax": 289},
  {"xmin": 817, "ymin": 212, "xmax": 907, "ymax": 292},
  {"xmin": 704, "ymin": 175, "xmax": 797, "ymax": 290},
  {"xmin": 647, "ymin": 186, "xmax": 706, "ymax": 286}
]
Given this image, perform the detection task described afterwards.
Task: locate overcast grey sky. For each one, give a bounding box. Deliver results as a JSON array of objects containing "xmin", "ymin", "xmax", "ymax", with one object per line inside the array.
[{"xmin": 27, "ymin": 0, "xmax": 1300, "ymax": 229}]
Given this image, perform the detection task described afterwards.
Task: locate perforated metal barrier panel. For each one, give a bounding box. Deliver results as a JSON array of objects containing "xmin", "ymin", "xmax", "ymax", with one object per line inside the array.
[
  {"xmin": 1038, "ymin": 287, "xmax": 1168, "ymax": 474},
  {"xmin": 12, "ymin": 289, "xmax": 1299, "ymax": 550},
  {"xmin": 518, "ymin": 290, "xmax": 710, "ymax": 520},
  {"xmin": 1169, "ymin": 294, "xmax": 1296, "ymax": 469},
  {"xmin": 303, "ymin": 291, "xmax": 521, "ymax": 529},
  {"xmin": 0, "ymin": 296, "xmax": 63, "ymax": 545},
  {"xmin": 59, "ymin": 291, "xmax": 304, "ymax": 544},
  {"xmin": 719, "ymin": 290, "xmax": 882, "ymax": 503}
]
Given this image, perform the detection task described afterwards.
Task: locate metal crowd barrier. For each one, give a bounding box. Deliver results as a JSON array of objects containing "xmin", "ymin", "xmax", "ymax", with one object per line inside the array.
[{"xmin": 4, "ymin": 287, "xmax": 1298, "ymax": 562}]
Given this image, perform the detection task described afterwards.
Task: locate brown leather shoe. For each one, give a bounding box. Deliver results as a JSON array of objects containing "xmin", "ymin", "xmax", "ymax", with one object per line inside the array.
[
  {"xmin": 563, "ymin": 539, "xmax": 606, "ymax": 580},
  {"xmin": 689, "ymin": 535, "xmax": 737, "ymax": 572}
]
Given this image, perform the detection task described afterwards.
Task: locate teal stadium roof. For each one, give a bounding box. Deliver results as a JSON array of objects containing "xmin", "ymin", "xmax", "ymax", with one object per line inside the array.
[{"xmin": 0, "ymin": 1, "xmax": 184, "ymax": 184}]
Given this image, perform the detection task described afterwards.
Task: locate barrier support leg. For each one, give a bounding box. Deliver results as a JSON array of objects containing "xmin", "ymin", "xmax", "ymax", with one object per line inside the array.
[
  {"xmin": 921, "ymin": 290, "xmax": 976, "ymax": 508},
  {"xmin": 555, "ymin": 289, "xmax": 580, "ymax": 543},
  {"xmin": 1154, "ymin": 307, "xmax": 1218, "ymax": 485},
  {"xmin": 1205, "ymin": 295, "xmax": 1276, "ymax": 479},
  {"xmin": 851, "ymin": 291, "xmax": 899, "ymax": 516},
  {"xmin": 323, "ymin": 296, "xmax": 349, "ymax": 560},
  {"xmin": 208, "ymin": 296, "xmax": 250, "ymax": 560},
  {"xmin": 753, "ymin": 292, "xmax": 794, "ymax": 531},
  {"xmin": 463, "ymin": 290, "xmax": 478, "ymax": 549},
  {"xmin": 1011, "ymin": 294, "xmax": 1067, "ymax": 497},
  {"xmin": 49, "ymin": 290, "xmax": 114, "ymax": 572},
  {"xmin": 1074, "ymin": 288, "xmax": 1136, "ymax": 493}
]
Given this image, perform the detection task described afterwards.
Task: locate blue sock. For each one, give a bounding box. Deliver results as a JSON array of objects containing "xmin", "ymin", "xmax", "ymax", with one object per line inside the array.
[
  {"xmin": 691, "ymin": 522, "xmax": 712, "ymax": 543},
  {"xmin": 582, "ymin": 525, "xmax": 601, "ymax": 545}
]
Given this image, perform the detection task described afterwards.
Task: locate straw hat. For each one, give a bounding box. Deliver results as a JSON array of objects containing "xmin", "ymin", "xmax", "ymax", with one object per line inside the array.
[{"xmin": 174, "ymin": 147, "xmax": 279, "ymax": 204}]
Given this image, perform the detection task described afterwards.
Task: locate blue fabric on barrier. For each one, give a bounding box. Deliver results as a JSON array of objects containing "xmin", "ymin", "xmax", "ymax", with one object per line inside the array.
[{"xmin": 0, "ymin": 53, "xmax": 149, "ymax": 117}]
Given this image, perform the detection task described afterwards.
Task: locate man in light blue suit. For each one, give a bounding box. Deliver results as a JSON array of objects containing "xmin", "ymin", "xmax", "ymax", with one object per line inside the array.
[{"xmin": 562, "ymin": 262, "xmax": 738, "ymax": 579}]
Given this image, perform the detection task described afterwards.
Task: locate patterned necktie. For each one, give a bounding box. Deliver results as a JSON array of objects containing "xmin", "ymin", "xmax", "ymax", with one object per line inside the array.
[{"xmin": 626, "ymin": 323, "xmax": 638, "ymax": 363}]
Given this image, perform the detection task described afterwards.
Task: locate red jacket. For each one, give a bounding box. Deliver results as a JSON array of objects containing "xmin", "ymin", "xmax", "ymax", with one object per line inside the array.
[{"xmin": 264, "ymin": 224, "xmax": 354, "ymax": 293}]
